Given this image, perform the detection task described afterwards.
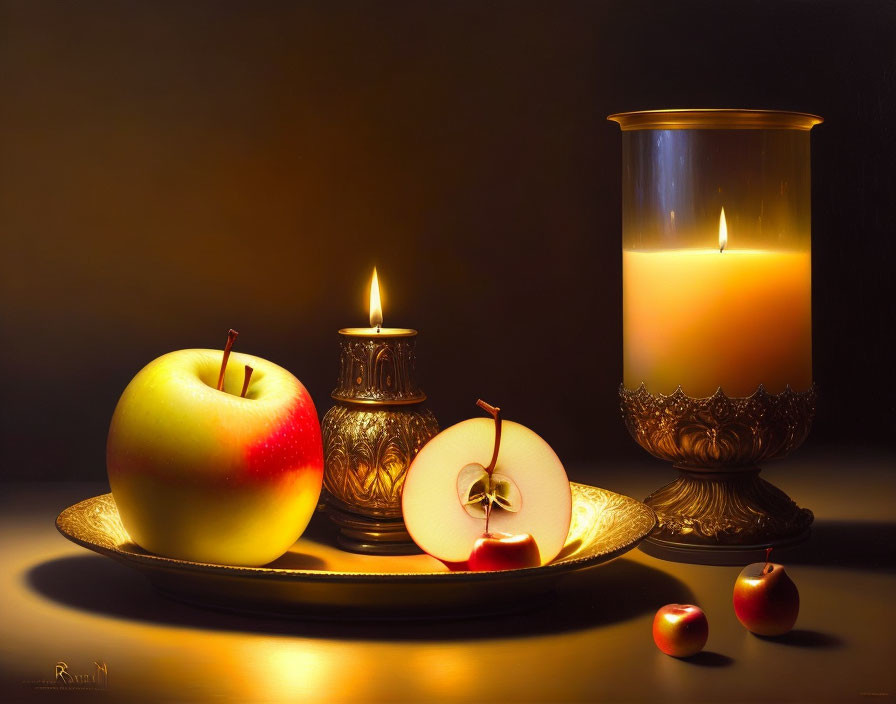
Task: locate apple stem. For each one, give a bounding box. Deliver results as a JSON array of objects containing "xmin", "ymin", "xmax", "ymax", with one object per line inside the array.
[
  {"xmin": 240, "ymin": 365, "xmax": 254, "ymax": 398},
  {"xmin": 763, "ymin": 546, "xmax": 774, "ymax": 574},
  {"xmin": 476, "ymin": 399, "xmax": 502, "ymax": 476},
  {"xmin": 216, "ymin": 329, "xmax": 239, "ymax": 392}
]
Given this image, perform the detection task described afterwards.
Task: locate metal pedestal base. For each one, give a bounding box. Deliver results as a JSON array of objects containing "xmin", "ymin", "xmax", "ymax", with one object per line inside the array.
[
  {"xmin": 640, "ymin": 466, "xmax": 813, "ymax": 565},
  {"xmin": 324, "ymin": 504, "xmax": 421, "ymax": 556}
]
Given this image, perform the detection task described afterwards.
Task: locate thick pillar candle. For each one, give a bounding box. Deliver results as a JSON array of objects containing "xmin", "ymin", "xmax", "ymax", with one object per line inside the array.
[{"xmin": 623, "ymin": 247, "xmax": 811, "ymax": 398}]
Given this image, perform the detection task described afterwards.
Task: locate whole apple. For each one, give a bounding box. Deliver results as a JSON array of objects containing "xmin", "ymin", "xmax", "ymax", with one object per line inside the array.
[
  {"xmin": 652, "ymin": 604, "xmax": 709, "ymax": 658},
  {"xmin": 733, "ymin": 558, "xmax": 799, "ymax": 636},
  {"xmin": 468, "ymin": 532, "xmax": 541, "ymax": 571},
  {"xmin": 107, "ymin": 345, "xmax": 323, "ymax": 566}
]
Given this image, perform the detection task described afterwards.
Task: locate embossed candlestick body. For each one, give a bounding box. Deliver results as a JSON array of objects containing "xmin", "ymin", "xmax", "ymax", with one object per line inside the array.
[
  {"xmin": 609, "ymin": 109, "xmax": 822, "ymax": 562},
  {"xmin": 321, "ymin": 272, "xmax": 438, "ymax": 554}
]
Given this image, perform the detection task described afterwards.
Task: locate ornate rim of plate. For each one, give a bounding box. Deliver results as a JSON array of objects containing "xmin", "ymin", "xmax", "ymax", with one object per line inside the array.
[{"xmin": 55, "ymin": 483, "xmax": 655, "ymax": 617}]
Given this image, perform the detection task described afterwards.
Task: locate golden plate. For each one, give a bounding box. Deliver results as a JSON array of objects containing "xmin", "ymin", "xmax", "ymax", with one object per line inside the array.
[{"xmin": 56, "ymin": 483, "xmax": 655, "ymax": 619}]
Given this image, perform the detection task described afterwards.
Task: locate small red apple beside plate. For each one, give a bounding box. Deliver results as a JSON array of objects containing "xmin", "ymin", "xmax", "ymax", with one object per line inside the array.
[{"xmin": 733, "ymin": 550, "xmax": 800, "ymax": 636}]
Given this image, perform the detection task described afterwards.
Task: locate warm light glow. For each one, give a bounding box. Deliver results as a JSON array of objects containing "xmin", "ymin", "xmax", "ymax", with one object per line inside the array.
[
  {"xmin": 237, "ymin": 639, "xmax": 340, "ymax": 701},
  {"xmin": 719, "ymin": 207, "xmax": 728, "ymax": 252},
  {"xmin": 369, "ymin": 267, "xmax": 383, "ymax": 329}
]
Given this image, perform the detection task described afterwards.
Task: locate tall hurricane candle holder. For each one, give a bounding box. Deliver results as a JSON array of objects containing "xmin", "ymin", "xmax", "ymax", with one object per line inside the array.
[{"xmin": 608, "ymin": 109, "xmax": 822, "ymax": 562}]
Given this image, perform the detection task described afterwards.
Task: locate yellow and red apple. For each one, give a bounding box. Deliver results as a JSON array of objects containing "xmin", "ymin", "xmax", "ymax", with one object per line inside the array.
[
  {"xmin": 402, "ymin": 400, "xmax": 571, "ymax": 569},
  {"xmin": 107, "ymin": 338, "xmax": 323, "ymax": 566}
]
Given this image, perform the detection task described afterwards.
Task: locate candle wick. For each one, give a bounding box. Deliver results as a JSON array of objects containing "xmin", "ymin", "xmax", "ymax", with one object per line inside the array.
[{"xmin": 376, "ymin": 324, "xmax": 381, "ymax": 333}]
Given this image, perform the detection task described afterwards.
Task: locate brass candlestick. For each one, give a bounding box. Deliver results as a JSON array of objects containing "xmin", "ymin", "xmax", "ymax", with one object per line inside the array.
[
  {"xmin": 321, "ymin": 328, "xmax": 438, "ymax": 554},
  {"xmin": 620, "ymin": 384, "xmax": 815, "ymax": 561}
]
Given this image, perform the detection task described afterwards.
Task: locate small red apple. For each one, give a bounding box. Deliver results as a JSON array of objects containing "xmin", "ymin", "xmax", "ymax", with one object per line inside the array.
[
  {"xmin": 652, "ymin": 604, "xmax": 709, "ymax": 658},
  {"xmin": 468, "ymin": 531, "xmax": 541, "ymax": 571},
  {"xmin": 733, "ymin": 548, "xmax": 799, "ymax": 636}
]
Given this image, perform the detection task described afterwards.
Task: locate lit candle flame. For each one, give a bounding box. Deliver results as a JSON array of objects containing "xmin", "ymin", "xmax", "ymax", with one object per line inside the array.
[
  {"xmin": 719, "ymin": 207, "xmax": 728, "ymax": 253},
  {"xmin": 369, "ymin": 267, "xmax": 383, "ymax": 330}
]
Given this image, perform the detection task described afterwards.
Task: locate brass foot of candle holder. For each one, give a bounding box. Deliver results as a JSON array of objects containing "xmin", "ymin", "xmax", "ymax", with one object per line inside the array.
[
  {"xmin": 321, "ymin": 330, "xmax": 439, "ymax": 555},
  {"xmin": 620, "ymin": 384, "xmax": 816, "ymax": 564},
  {"xmin": 324, "ymin": 501, "xmax": 419, "ymax": 555}
]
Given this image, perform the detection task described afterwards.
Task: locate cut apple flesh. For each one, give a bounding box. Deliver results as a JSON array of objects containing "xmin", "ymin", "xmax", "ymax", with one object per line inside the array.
[{"xmin": 402, "ymin": 418, "xmax": 572, "ymax": 564}]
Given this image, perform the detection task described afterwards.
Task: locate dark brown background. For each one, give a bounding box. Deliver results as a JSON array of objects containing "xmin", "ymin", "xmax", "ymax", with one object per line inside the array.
[{"xmin": 2, "ymin": 0, "xmax": 894, "ymax": 481}]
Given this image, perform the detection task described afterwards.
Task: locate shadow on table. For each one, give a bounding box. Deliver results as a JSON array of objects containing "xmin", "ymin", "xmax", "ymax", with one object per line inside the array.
[
  {"xmin": 781, "ymin": 520, "xmax": 896, "ymax": 573},
  {"xmin": 754, "ymin": 629, "xmax": 844, "ymax": 649},
  {"xmin": 682, "ymin": 651, "xmax": 734, "ymax": 667},
  {"xmin": 26, "ymin": 554, "xmax": 692, "ymax": 641}
]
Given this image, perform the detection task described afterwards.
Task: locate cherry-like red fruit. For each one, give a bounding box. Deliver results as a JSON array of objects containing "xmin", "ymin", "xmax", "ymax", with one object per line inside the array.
[{"xmin": 468, "ymin": 531, "xmax": 541, "ymax": 571}]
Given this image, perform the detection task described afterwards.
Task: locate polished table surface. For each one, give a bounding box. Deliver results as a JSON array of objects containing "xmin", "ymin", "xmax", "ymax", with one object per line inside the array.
[{"xmin": 1, "ymin": 445, "xmax": 894, "ymax": 703}]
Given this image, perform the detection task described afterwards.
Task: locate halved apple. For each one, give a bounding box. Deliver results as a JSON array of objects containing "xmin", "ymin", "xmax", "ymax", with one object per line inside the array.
[{"xmin": 401, "ymin": 417, "xmax": 572, "ymax": 564}]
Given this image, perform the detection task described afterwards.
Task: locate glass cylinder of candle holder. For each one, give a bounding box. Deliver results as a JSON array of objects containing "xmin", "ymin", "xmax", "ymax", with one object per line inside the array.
[{"xmin": 609, "ymin": 109, "xmax": 822, "ymax": 563}]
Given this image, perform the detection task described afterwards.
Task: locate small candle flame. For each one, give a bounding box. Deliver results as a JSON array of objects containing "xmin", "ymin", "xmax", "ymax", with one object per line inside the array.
[
  {"xmin": 719, "ymin": 207, "xmax": 728, "ymax": 253},
  {"xmin": 369, "ymin": 267, "xmax": 383, "ymax": 330}
]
